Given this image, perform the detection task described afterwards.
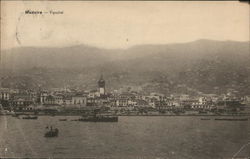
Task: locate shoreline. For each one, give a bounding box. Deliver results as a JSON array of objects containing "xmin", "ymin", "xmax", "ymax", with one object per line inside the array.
[{"xmin": 1, "ymin": 113, "xmax": 250, "ymax": 117}]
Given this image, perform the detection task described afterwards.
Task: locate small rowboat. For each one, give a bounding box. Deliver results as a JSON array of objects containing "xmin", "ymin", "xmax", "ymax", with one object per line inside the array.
[{"xmin": 44, "ymin": 128, "xmax": 59, "ymax": 137}]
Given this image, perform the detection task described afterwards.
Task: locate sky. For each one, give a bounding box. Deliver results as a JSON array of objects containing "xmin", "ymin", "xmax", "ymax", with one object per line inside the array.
[{"xmin": 1, "ymin": 1, "xmax": 249, "ymax": 50}]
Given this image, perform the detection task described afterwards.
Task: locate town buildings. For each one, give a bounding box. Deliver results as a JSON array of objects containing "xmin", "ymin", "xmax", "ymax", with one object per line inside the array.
[{"xmin": 0, "ymin": 75, "xmax": 248, "ymax": 114}]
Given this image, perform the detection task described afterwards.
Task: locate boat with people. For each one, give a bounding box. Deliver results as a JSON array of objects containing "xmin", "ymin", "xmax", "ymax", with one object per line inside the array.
[
  {"xmin": 22, "ymin": 115, "xmax": 38, "ymax": 119},
  {"xmin": 44, "ymin": 126, "xmax": 59, "ymax": 137}
]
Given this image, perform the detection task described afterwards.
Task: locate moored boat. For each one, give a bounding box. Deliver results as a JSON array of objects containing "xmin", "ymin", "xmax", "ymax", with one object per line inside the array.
[
  {"xmin": 59, "ymin": 119, "xmax": 67, "ymax": 121},
  {"xmin": 22, "ymin": 115, "xmax": 38, "ymax": 119},
  {"xmin": 78, "ymin": 115, "xmax": 118, "ymax": 122},
  {"xmin": 12, "ymin": 114, "xmax": 20, "ymax": 117},
  {"xmin": 214, "ymin": 118, "xmax": 248, "ymax": 121},
  {"xmin": 201, "ymin": 118, "xmax": 211, "ymax": 120}
]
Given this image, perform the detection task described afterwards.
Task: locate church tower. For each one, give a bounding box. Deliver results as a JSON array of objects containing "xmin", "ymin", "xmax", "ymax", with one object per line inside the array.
[{"xmin": 98, "ymin": 75, "xmax": 105, "ymax": 96}]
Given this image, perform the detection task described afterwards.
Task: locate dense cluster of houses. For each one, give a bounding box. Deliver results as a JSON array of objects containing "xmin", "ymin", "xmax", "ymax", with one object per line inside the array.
[{"xmin": 0, "ymin": 76, "xmax": 249, "ymax": 113}]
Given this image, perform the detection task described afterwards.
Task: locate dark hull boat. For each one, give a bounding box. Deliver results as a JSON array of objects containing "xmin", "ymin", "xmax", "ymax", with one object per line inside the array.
[
  {"xmin": 201, "ymin": 118, "xmax": 211, "ymax": 120},
  {"xmin": 44, "ymin": 129, "xmax": 59, "ymax": 137},
  {"xmin": 59, "ymin": 119, "xmax": 67, "ymax": 121},
  {"xmin": 22, "ymin": 116, "xmax": 38, "ymax": 119},
  {"xmin": 215, "ymin": 118, "xmax": 248, "ymax": 121},
  {"xmin": 78, "ymin": 116, "xmax": 118, "ymax": 122},
  {"xmin": 12, "ymin": 114, "xmax": 20, "ymax": 117}
]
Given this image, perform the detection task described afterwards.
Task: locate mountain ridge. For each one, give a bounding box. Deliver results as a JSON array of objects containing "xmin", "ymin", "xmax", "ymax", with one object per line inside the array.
[{"xmin": 1, "ymin": 39, "xmax": 249, "ymax": 95}]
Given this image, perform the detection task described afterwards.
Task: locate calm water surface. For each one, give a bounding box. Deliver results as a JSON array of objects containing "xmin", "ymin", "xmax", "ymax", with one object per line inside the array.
[{"xmin": 0, "ymin": 116, "xmax": 249, "ymax": 158}]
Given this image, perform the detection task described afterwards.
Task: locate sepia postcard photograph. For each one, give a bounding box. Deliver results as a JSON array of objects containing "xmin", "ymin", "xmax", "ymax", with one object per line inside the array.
[{"xmin": 0, "ymin": 1, "xmax": 249, "ymax": 159}]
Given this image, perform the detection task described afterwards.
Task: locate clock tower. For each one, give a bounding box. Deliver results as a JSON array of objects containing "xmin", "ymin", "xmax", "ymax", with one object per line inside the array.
[{"xmin": 98, "ymin": 75, "xmax": 105, "ymax": 96}]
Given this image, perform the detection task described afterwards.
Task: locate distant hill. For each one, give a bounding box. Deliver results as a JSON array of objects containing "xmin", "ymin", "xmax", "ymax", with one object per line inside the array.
[
  {"xmin": 1, "ymin": 40, "xmax": 249, "ymax": 95},
  {"xmin": 2, "ymin": 39, "xmax": 249, "ymax": 69},
  {"xmin": 1, "ymin": 44, "xmax": 123, "ymax": 69}
]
